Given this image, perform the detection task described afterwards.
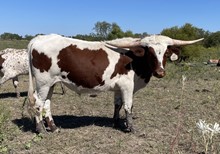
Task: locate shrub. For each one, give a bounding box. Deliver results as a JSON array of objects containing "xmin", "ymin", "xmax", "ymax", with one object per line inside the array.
[{"xmin": 181, "ymin": 45, "xmax": 220, "ymax": 62}]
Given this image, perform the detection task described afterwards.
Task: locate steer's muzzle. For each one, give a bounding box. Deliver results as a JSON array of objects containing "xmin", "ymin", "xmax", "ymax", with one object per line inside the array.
[{"xmin": 153, "ymin": 68, "xmax": 165, "ymax": 78}]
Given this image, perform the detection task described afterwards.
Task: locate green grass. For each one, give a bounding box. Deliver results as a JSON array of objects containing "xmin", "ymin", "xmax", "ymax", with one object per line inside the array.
[
  {"xmin": 0, "ymin": 40, "xmax": 29, "ymax": 50},
  {"xmin": 165, "ymin": 61, "xmax": 220, "ymax": 81}
]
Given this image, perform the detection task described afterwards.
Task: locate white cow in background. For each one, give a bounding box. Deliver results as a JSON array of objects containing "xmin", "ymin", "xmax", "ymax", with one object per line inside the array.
[
  {"xmin": 0, "ymin": 48, "xmax": 65, "ymax": 98},
  {"xmin": 0, "ymin": 48, "xmax": 28, "ymax": 97}
]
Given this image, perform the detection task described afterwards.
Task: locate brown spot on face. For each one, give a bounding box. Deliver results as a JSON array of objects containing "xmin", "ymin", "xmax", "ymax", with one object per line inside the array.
[
  {"xmin": 32, "ymin": 49, "xmax": 52, "ymax": 72},
  {"xmin": 111, "ymin": 55, "xmax": 132, "ymax": 79},
  {"xmin": 57, "ymin": 45, "xmax": 109, "ymax": 88},
  {"xmin": 0, "ymin": 55, "xmax": 5, "ymax": 70}
]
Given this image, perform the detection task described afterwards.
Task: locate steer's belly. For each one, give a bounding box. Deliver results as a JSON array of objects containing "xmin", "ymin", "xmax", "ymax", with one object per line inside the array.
[{"xmin": 62, "ymin": 80, "xmax": 119, "ymax": 94}]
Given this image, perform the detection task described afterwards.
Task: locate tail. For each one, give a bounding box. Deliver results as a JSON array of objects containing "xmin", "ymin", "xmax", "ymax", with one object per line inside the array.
[{"xmin": 27, "ymin": 40, "xmax": 36, "ymax": 117}]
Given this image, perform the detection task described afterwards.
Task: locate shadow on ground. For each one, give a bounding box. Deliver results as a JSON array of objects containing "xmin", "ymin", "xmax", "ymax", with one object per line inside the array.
[
  {"xmin": 0, "ymin": 91, "xmax": 27, "ymax": 98},
  {"xmin": 12, "ymin": 115, "xmax": 125, "ymax": 133}
]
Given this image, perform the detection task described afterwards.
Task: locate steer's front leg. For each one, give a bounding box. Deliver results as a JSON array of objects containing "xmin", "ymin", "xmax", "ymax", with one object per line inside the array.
[
  {"xmin": 43, "ymin": 99, "xmax": 58, "ymax": 132},
  {"xmin": 34, "ymin": 107, "xmax": 47, "ymax": 133},
  {"xmin": 28, "ymin": 91, "xmax": 48, "ymax": 133},
  {"xmin": 119, "ymin": 74, "xmax": 135, "ymax": 133},
  {"xmin": 124, "ymin": 102, "xmax": 134, "ymax": 133},
  {"xmin": 113, "ymin": 91, "xmax": 123, "ymax": 128}
]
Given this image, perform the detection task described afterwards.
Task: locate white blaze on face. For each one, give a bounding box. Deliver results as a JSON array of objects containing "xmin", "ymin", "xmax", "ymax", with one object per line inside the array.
[{"xmin": 149, "ymin": 44, "xmax": 167, "ymax": 69}]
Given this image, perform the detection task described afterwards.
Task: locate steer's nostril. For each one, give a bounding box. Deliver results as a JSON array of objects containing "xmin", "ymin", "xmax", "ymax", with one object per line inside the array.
[{"xmin": 153, "ymin": 70, "xmax": 165, "ymax": 78}]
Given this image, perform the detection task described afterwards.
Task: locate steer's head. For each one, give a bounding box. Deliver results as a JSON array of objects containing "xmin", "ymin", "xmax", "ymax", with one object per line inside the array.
[{"xmin": 107, "ymin": 35, "xmax": 203, "ymax": 78}]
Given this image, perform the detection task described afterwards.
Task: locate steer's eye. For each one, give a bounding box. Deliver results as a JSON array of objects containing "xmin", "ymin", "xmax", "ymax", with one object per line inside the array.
[{"xmin": 165, "ymin": 52, "xmax": 169, "ymax": 57}]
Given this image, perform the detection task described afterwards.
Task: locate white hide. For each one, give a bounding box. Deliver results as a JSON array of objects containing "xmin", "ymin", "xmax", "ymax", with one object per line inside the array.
[
  {"xmin": 0, "ymin": 48, "xmax": 28, "ymax": 97},
  {"xmin": 0, "ymin": 48, "xmax": 28, "ymax": 84}
]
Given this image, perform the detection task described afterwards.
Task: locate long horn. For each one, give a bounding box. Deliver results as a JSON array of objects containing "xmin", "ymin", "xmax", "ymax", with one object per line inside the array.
[
  {"xmin": 106, "ymin": 37, "xmax": 141, "ymax": 48},
  {"xmin": 172, "ymin": 38, "xmax": 204, "ymax": 45}
]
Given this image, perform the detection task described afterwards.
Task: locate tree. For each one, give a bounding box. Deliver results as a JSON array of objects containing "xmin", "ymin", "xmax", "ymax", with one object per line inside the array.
[
  {"xmin": 161, "ymin": 26, "xmax": 180, "ymax": 39},
  {"xmin": 134, "ymin": 32, "xmax": 149, "ymax": 38},
  {"xmin": 93, "ymin": 21, "xmax": 111, "ymax": 40},
  {"xmin": 73, "ymin": 33, "xmax": 101, "ymax": 41},
  {"xmin": 161, "ymin": 23, "xmax": 208, "ymax": 40},
  {"xmin": 124, "ymin": 30, "xmax": 134, "ymax": 37},
  {"xmin": 161, "ymin": 23, "xmax": 210, "ymax": 60},
  {"xmin": 107, "ymin": 23, "xmax": 124, "ymax": 40},
  {"xmin": 0, "ymin": 32, "xmax": 22, "ymax": 40},
  {"xmin": 74, "ymin": 21, "xmax": 149, "ymax": 41},
  {"xmin": 203, "ymin": 31, "xmax": 220, "ymax": 48},
  {"xmin": 24, "ymin": 35, "xmax": 34, "ymax": 40}
]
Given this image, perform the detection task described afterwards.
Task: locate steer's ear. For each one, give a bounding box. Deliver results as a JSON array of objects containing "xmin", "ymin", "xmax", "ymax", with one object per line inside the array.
[
  {"xmin": 129, "ymin": 47, "xmax": 145, "ymax": 57},
  {"xmin": 167, "ymin": 46, "xmax": 181, "ymax": 61},
  {"xmin": 170, "ymin": 53, "xmax": 178, "ymax": 61}
]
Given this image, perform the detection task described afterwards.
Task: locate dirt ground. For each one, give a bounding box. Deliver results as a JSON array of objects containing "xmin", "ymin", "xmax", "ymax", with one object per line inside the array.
[{"xmin": 1, "ymin": 63, "xmax": 220, "ymax": 154}]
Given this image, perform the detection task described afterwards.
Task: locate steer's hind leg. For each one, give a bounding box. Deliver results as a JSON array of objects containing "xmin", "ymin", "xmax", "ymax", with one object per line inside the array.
[
  {"xmin": 12, "ymin": 76, "xmax": 20, "ymax": 98},
  {"xmin": 43, "ymin": 85, "xmax": 58, "ymax": 132}
]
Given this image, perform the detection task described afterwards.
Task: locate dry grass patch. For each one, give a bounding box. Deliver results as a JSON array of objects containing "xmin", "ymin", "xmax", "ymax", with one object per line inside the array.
[{"xmin": 1, "ymin": 63, "xmax": 220, "ymax": 153}]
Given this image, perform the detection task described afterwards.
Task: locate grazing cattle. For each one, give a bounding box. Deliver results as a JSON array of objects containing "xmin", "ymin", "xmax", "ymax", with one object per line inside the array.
[
  {"xmin": 0, "ymin": 48, "xmax": 65, "ymax": 98},
  {"xmin": 27, "ymin": 34, "xmax": 203, "ymax": 133},
  {"xmin": 0, "ymin": 48, "xmax": 28, "ymax": 97},
  {"xmin": 208, "ymin": 59, "xmax": 219, "ymax": 64}
]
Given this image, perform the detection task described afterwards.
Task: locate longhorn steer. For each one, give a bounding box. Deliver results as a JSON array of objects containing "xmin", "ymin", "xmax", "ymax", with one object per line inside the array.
[
  {"xmin": 0, "ymin": 48, "xmax": 65, "ymax": 98},
  {"xmin": 27, "ymin": 34, "xmax": 203, "ymax": 133}
]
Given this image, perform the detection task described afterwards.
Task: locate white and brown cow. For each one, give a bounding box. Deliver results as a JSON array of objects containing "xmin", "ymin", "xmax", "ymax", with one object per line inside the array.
[
  {"xmin": 0, "ymin": 48, "xmax": 65, "ymax": 98},
  {"xmin": 27, "ymin": 34, "xmax": 203, "ymax": 133}
]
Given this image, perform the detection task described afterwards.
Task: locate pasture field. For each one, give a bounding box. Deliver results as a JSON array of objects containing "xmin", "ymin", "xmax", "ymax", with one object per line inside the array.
[
  {"xmin": 1, "ymin": 62, "xmax": 220, "ymax": 154},
  {"xmin": 0, "ymin": 40, "xmax": 29, "ymax": 50}
]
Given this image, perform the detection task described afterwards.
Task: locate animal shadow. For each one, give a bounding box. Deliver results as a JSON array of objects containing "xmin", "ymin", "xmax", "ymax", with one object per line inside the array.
[
  {"xmin": 54, "ymin": 115, "xmax": 114, "ymax": 128},
  {"xmin": 0, "ymin": 91, "xmax": 27, "ymax": 98},
  {"xmin": 12, "ymin": 115, "xmax": 126, "ymax": 133},
  {"xmin": 12, "ymin": 117, "xmax": 35, "ymax": 132}
]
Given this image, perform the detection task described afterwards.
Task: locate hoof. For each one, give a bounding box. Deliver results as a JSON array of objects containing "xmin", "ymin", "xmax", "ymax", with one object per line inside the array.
[
  {"xmin": 44, "ymin": 118, "xmax": 59, "ymax": 133},
  {"xmin": 16, "ymin": 93, "xmax": 20, "ymax": 98},
  {"xmin": 49, "ymin": 125, "xmax": 60, "ymax": 133},
  {"xmin": 53, "ymin": 127, "xmax": 61, "ymax": 133},
  {"xmin": 123, "ymin": 126, "xmax": 135, "ymax": 133},
  {"xmin": 113, "ymin": 121, "xmax": 121, "ymax": 129},
  {"xmin": 36, "ymin": 122, "xmax": 47, "ymax": 134}
]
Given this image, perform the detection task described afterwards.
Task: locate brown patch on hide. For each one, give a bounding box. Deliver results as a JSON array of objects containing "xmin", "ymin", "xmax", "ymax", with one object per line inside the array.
[
  {"xmin": 32, "ymin": 49, "xmax": 52, "ymax": 72},
  {"xmin": 0, "ymin": 55, "xmax": 5, "ymax": 70},
  {"xmin": 57, "ymin": 45, "xmax": 109, "ymax": 88},
  {"xmin": 110, "ymin": 55, "xmax": 132, "ymax": 79}
]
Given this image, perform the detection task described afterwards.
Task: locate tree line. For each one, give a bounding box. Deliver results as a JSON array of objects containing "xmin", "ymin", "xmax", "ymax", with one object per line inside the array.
[{"xmin": 0, "ymin": 21, "xmax": 220, "ymax": 48}]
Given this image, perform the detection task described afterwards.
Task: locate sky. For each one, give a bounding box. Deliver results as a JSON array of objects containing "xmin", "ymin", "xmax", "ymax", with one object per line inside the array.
[{"xmin": 0, "ymin": 0, "xmax": 219, "ymax": 37}]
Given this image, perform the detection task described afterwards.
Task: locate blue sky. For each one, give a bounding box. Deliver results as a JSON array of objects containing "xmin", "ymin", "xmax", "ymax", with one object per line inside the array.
[{"xmin": 0, "ymin": 0, "xmax": 219, "ymax": 36}]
